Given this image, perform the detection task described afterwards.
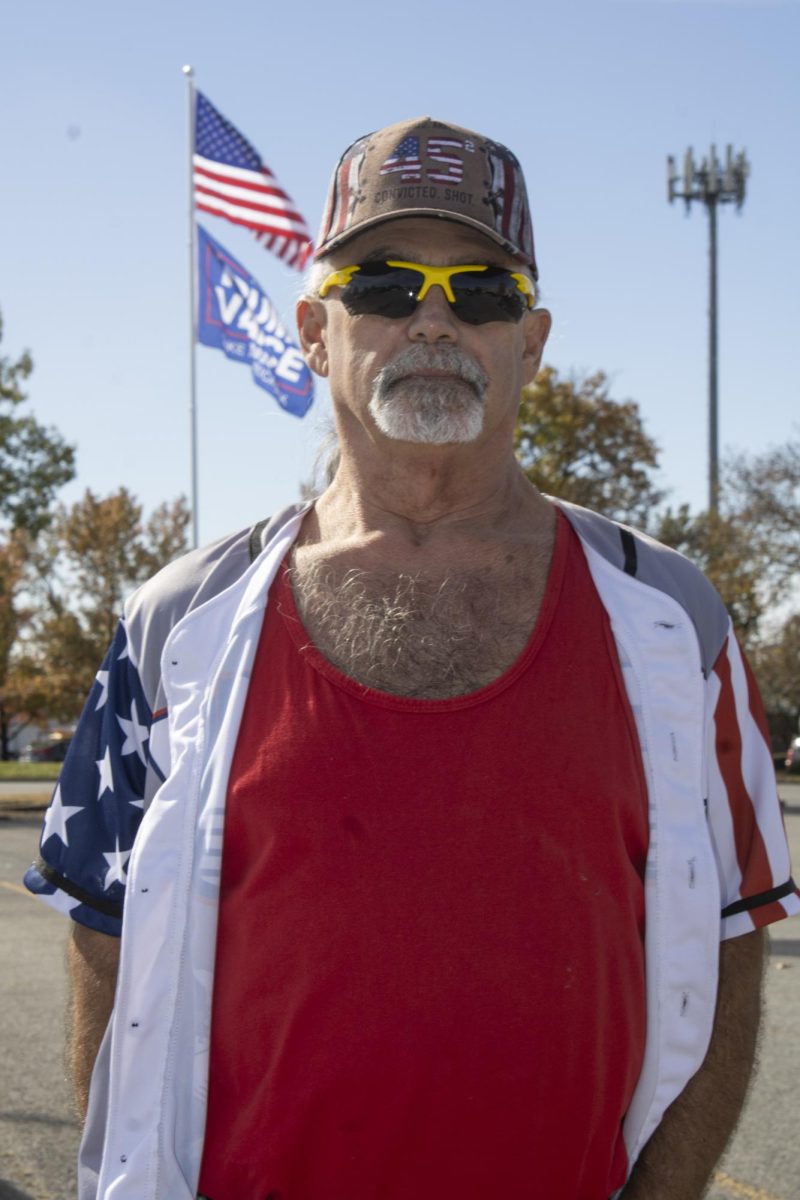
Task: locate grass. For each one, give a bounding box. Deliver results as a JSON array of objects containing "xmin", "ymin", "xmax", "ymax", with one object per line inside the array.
[
  {"xmin": 1, "ymin": 762, "xmax": 797, "ymax": 785},
  {"xmin": 0, "ymin": 762, "xmax": 61, "ymax": 782}
]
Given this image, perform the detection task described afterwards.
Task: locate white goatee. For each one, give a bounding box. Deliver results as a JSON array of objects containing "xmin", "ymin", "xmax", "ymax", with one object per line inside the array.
[{"xmin": 369, "ymin": 345, "xmax": 488, "ymax": 445}]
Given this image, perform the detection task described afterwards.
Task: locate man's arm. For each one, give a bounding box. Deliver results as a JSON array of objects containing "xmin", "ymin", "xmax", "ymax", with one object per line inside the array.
[
  {"xmin": 622, "ymin": 928, "xmax": 765, "ymax": 1199},
  {"xmin": 66, "ymin": 923, "xmax": 121, "ymax": 1121}
]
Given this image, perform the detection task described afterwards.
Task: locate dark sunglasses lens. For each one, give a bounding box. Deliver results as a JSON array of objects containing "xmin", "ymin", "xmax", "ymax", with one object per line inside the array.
[
  {"xmin": 336, "ymin": 264, "xmax": 529, "ymax": 323},
  {"xmin": 450, "ymin": 269, "xmax": 528, "ymax": 325},
  {"xmin": 340, "ymin": 265, "xmax": 421, "ymax": 318}
]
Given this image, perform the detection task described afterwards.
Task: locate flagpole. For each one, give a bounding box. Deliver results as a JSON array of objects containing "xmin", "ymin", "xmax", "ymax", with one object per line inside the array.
[{"xmin": 183, "ymin": 64, "xmax": 199, "ymax": 549}]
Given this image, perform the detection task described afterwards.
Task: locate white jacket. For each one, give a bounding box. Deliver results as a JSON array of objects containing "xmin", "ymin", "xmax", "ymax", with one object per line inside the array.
[{"xmin": 25, "ymin": 500, "xmax": 799, "ymax": 1199}]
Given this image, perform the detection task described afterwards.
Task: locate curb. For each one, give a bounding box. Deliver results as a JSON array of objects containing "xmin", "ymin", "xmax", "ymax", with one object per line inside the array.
[{"xmin": 0, "ymin": 792, "xmax": 53, "ymax": 815}]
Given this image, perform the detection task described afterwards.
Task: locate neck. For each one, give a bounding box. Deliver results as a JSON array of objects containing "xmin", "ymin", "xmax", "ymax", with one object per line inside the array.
[{"xmin": 310, "ymin": 436, "xmax": 550, "ymax": 552}]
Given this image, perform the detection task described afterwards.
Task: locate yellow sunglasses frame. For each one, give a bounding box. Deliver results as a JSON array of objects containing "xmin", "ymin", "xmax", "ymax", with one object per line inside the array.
[{"xmin": 318, "ymin": 259, "xmax": 536, "ymax": 309}]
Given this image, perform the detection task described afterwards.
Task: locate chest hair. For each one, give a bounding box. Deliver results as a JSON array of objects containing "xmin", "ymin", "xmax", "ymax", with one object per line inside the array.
[{"xmin": 286, "ymin": 549, "xmax": 552, "ymax": 700}]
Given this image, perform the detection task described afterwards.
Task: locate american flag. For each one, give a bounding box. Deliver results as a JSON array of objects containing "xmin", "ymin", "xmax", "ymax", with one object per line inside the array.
[
  {"xmin": 193, "ymin": 91, "xmax": 313, "ymax": 271},
  {"xmin": 379, "ymin": 135, "xmax": 422, "ymax": 181},
  {"xmin": 426, "ymin": 136, "xmax": 466, "ymax": 184}
]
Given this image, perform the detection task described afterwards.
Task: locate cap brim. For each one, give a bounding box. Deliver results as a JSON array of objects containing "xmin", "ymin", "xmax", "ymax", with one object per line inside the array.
[{"xmin": 314, "ymin": 209, "xmax": 537, "ymax": 277}]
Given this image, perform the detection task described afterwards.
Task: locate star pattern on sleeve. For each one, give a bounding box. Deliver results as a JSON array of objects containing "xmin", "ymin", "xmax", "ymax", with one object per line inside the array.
[
  {"xmin": 117, "ymin": 698, "xmax": 150, "ymax": 765},
  {"xmin": 41, "ymin": 784, "xmax": 83, "ymax": 848},
  {"xmin": 116, "ymin": 617, "xmax": 139, "ymax": 669},
  {"xmin": 33, "ymin": 617, "xmax": 153, "ymax": 919},
  {"xmin": 102, "ymin": 837, "xmax": 132, "ymax": 890},
  {"xmin": 96, "ymin": 746, "xmax": 115, "ymax": 800},
  {"xmin": 94, "ymin": 670, "xmax": 110, "ymax": 711}
]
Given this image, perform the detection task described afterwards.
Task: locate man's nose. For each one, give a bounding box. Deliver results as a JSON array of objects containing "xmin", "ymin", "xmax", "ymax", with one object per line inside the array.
[{"xmin": 406, "ymin": 284, "xmax": 460, "ymax": 343}]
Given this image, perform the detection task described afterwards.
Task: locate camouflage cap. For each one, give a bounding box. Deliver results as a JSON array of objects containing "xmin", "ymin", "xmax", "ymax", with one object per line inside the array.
[{"xmin": 314, "ymin": 116, "xmax": 538, "ymax": 278}]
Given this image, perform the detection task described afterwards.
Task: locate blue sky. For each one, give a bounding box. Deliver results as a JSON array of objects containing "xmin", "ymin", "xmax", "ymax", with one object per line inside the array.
[{"xmin": 2, "ymin": 0, "xmax": 798, "ymax": 545}]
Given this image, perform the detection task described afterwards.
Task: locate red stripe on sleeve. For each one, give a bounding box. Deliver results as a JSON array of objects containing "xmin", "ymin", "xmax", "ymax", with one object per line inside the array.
[
  {"xmin": 712, "ymin": 639, "xmax": 777, "ymax": 902},
  {"xmin": 749, "ymin": 898, "xmax": 793, "ymax": 929}
]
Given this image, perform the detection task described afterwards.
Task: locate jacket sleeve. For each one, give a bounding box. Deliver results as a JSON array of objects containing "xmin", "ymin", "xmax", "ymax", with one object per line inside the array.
[
  {"xmin": 23, "ymin": 618, "xmax": 154, "ymax": 937},
  {"xmin": 706, "ymin": 622, "xmax": 800, "ymax": 939}
]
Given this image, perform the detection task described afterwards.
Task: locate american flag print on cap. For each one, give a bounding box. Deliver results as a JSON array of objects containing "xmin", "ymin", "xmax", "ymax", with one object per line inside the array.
[
  {"xmin": 379, "ymin": 136, "xmax": 422, "ymax": 181},
  {"xmin": 319, "ymin": 136, "xmax": 368, "ymax": 245},
  {"xmin": 485, "ymin": 139, "xmax": 534, "ymax": 272},
  {"xmin": 427, "ymin": 136, "xmax": 472, "ymax": 184},
  {"xmin": 314, "ymin": 116, "xmax": 538, "ymax": 278}
]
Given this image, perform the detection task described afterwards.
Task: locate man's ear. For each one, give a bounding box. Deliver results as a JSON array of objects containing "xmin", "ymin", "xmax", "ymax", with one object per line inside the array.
[
  {"xmin": 296, "ymin": 297, "xmax": 329, "ymax": 378},
  {"xmin": 521, "ymin": 308, "xmax": 552, "ymax": 387}
]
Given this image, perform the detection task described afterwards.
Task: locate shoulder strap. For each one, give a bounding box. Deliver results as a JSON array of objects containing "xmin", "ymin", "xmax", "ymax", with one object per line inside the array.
[{"xmin": 248, "ymin": 517, "xmax": 272, "ymax": 562}]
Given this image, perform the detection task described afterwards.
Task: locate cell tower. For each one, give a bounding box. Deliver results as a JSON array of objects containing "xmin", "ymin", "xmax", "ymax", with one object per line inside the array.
[{"xmin": 667, "ymin": 145, "xmax": 749, "ymax": 511}]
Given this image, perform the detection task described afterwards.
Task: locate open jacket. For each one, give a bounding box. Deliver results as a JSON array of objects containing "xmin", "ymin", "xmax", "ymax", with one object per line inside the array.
[{"xmin": 25, "ymin": 499, "xmax": 799, "ymax": 1200}]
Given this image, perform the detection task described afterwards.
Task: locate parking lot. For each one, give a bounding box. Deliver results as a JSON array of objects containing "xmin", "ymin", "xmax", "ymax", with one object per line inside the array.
[{"xmin": 1, "ymin": 783, "xmax": 798, "ymax": 1199}]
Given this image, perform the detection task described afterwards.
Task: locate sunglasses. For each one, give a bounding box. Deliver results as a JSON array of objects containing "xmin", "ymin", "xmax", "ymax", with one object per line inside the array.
[{"xmin": 318, "ymin": 259, "xmax": 536, "ymax": 325}]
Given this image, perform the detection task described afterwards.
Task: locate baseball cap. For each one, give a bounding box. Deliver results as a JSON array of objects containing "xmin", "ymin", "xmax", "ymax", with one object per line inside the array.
[{"xmin": 314, "ymin": 116, "xmax": 538, "ymax": 279}]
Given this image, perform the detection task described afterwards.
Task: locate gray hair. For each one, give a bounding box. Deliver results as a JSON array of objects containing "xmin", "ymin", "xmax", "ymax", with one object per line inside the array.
[{"xmin": 300, "ymin": 257, "xmax": 330, "ymax": 301}]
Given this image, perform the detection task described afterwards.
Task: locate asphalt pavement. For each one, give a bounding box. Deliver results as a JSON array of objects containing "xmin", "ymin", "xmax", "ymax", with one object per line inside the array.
[{"xmin": 1, "ymin": 782, "xmax": 798, "ymax": 1199}]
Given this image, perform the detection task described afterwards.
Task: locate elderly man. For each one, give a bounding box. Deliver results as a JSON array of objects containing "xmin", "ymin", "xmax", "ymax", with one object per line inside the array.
[{"xmin": 26, "ymin": 117, "xmax": 798, "ymax": 1200}]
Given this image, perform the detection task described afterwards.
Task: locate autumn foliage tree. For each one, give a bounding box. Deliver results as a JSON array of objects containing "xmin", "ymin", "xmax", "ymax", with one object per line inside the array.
[
  {"xmin": 0, "ymin": 313, "xmax": 75, "ymax": 535},
  {"xmin": 655, "ymin": 436, "xmax": 800, "ymax": 648},
  {"xmin": 725, "ymin": 440, "xmax": 800, "ymax": 609},
  {"xmin": 16, "ymin": 488, "xmax": 191, "ymax": 727},
  {"xmin": 514, "ymin": 367, "xmax": 664, "ymax": 527},
  {"xmin": 514, "ymin": 367, "xmax": 799, "ymax": 660},
  {"xmin": 653, "ymin": 506, "xmax": 763, "ymax": 646},
  {"xmin": 3, "ymin": 340, "xmax": 795, "ymax": 756},
  {"xmin": 749, "ymin": 614, "xmax": 800, "ymax": 754},
  {"xmin": 0, "ymin": 312, "xmax": 76, "ymax": 757},
  {"xmin": 0, "ymin": 310, "xmax": 191, "ymax": 755}
]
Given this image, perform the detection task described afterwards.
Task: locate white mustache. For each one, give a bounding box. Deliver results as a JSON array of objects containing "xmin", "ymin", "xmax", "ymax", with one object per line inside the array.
[{"xmin": 374, "ymin": 346, "xmax": 489, "ymax": 396}]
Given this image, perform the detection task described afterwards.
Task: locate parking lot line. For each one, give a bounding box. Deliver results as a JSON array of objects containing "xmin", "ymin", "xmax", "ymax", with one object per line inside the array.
[
  {"xmin": 0, "ymin": 880, "xmax": 33, "ymax": 898},
  {"xmin": 713, "ymin": 1169, "xmax": 786, "ymax": 1200}
]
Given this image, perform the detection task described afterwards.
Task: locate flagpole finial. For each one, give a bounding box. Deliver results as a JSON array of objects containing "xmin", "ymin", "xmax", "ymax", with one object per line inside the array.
[{"xmin": 182, "ymin": 64, "xmax": 194, "ymax": 77}]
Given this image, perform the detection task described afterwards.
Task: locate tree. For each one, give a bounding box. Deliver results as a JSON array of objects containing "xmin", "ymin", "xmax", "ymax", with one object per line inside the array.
[
  {"xmin": 0, "ymin": 531, "xmax": 36, "ymax": 759},
  {"xmin": 654, "ymin": 505, "xmax": 764, "ymax": 646},
  {"xmin": 5, "ymin": 489, "xmax": 191, "ymax": 748},
  {"xmin": 749, "ymin": 613, "xmax": 800, "ymax": 754},
  {"xmin": 36, "ymin": 488, "xmax": 192, "ymax": 651},
  {"xmin": 724, "ymin": 438, "xmax": 800, "ymax": 611},
  {"xmin": 514, "ymin": 367, "xmax": 664, "ymax": 526},
  {"xmin": 0, "ymin": 310, "xmax": 76, "ymax": 756},
  {"xmin": 513, "ymin": 367, "xmax": 798, "ymax": 650},
  {"xmin": 654, "ymin": 436, "xmax": 800, "ymax": 647},
  {"xmin": 0, "ymin": 311, "xmax": 75, "ymax": 535}
]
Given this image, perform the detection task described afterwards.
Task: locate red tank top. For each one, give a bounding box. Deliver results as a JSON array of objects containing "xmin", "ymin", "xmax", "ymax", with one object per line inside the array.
[{"xmin": 198, "ymin": 512, "xmax": 648, "ymax": 1200}]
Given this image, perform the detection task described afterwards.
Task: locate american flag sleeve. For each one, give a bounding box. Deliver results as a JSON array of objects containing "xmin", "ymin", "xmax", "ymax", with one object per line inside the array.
[
  {"xmin": 707, "ymin": 624, "xmax": 800, "ymax": 938},
  {"xmin": 23, "ymin": 618, "xmax": 154, "ymax": 936}
]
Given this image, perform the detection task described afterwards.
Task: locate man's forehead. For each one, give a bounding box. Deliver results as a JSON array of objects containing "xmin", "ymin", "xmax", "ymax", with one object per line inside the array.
[{"xmin": 326, "ymin": 217, "xmax": 519, "ymax": 269}]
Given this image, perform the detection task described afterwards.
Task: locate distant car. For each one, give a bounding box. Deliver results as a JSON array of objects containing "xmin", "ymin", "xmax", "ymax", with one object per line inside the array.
[
  {"xmin": 785, "ymin": 737, "xmax": 800, "ymax": 774},
  {"xmin": 19, "ymin": 734, "xmax": 73, "ymax": 763}
]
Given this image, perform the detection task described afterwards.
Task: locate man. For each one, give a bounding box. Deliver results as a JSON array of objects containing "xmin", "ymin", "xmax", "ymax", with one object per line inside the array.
[{"xmin": 26, "ymin": 117, "xmax": 798, "ymax": 1200}]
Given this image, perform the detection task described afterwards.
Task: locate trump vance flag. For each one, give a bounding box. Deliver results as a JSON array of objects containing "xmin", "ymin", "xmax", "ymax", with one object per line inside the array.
[
  {"xmin": 197, "ymin": 224, "xmax": 314, "ymax": 418},
  {"xmin": 193, "ymin": 91, "xmax": 313, "ymax": 270}
]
